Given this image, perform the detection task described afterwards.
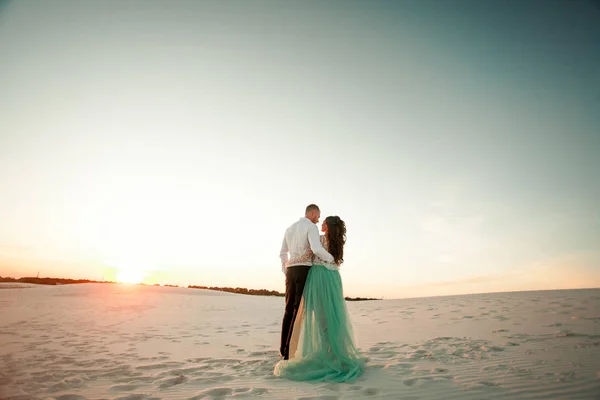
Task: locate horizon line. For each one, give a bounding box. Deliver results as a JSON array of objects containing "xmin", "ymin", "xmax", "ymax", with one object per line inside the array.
[{"xmin": 1, "ymin": 273, "xmax": 598, "ymax": 301}]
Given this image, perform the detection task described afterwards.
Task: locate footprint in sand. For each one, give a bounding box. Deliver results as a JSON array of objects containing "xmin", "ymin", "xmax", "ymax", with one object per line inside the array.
[
  {"xmin": 109, "ymin": 383, "xmax": 139, "ymax": 392},
  {"xmin": 168, "ymin": 365, "xmax": 214, "ymax": 376},
  {"xmin": 136, "ymin": 361, "xmax": 184, "ymax": 371},
  {"xmin": 157, "ymin": 374, "xmax": 188, "ymax": 388},
  {"xmin": 115, "ymin": 375, "xmax": 156, "ymax": 384},
  {"xmin": 383, "ymin": 362, "xmax": 414, "ymax": 375},
  {"xmin": 188, "ymin": 387, "xmax": 233, "ymax": 399},
  {"xmin": 403, "ymin": 377, "xmax": 432, "ymax": 387},
  {"xmin": 248, "ymin": 350, "xmax": 278, "ymax": 357},
  {"xmin": 362, "ymin": 387, "xmax": 380, "ymax": 396},
  {"xmin": 544, "ymin": 323, "xmax": 563, "ymax": 327},
  {"xmin": 320, "ymin": 383, "xmax": 341, "ymax": 392},
  {"xmin": 186, "ymin": 357, "xmax": 210, "ymax": 363}
]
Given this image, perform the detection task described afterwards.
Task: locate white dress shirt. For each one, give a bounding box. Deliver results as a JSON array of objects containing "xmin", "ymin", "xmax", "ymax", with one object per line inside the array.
[{"xmin": 280, "ymin": 217, "xmax": 334, "ymax": 273}]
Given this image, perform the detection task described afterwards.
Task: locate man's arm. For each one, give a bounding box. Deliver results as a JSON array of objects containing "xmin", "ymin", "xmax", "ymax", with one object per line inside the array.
[
  {"xmin": 307, "ymin": 224, "xmax": 334, "ymax": 263},
  {"xmin": 279, "ymin": 233, "xmax": 289, "ymax": 274}
]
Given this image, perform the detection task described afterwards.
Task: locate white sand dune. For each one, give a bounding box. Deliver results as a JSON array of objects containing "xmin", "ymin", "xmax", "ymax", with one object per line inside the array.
[{"xmin": 1, "ymin": 283, "xmax": 599, "ymax": 399}]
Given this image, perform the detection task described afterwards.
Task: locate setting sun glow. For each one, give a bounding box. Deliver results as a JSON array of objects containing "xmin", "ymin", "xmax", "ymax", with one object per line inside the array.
[
  {"xmin": 110, "ymin": 260, "xmax": 147, "ymax": 284},
  {"xmin": 116, "ymin": 269, "xmax": 144, "ymax": 284}
]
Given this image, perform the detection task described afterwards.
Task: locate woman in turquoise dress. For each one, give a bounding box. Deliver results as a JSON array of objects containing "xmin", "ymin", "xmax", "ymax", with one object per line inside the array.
[{"xmin": 274, "ymin": 216, "xmax": 367, "ymax": 383}]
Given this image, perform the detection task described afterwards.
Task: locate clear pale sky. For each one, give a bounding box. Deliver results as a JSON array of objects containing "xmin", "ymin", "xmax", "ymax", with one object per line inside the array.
[{"xmin": 1, "ymin": 0, "xmax": 599, "ymax": 298}]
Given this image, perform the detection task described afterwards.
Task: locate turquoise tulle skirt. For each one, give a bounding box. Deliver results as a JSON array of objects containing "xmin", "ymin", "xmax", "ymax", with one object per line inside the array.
[{"xmin": 274, "ymin": 265, "xmax": 367, "ymax": 382}]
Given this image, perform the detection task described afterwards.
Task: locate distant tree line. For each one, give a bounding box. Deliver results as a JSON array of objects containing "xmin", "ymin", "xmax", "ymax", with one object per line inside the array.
[
  {"xmin": 0, "ymin": 276, "xmax": 381, "ymax": 300},
  {"xmin": 188, "ymin": 285, "xmax": 381, "ymax": 301},
  {"xmin": 188, "ymin": 285, "xmax": 285, "ymax": 297},
  {"xmin": 344, "ymin": 296, "xmax": 381, "ymax": 301},
  {"xmin": 0, "ymin": 276, "xmax": 114, "ymax": 285}
]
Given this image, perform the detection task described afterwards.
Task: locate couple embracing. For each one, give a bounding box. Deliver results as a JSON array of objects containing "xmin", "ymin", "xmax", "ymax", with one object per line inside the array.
[{"xmin": 274, "ymin": 204, "xmax": 367, "ymax": 382}]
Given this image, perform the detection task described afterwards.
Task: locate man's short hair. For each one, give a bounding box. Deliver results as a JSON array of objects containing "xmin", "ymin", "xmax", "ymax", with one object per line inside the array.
[{"xmin": 305, "ymin": 204, "xmax": 320, "ymax": 214}]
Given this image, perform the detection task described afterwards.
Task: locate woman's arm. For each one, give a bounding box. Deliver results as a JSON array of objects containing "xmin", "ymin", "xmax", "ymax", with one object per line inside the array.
[
  {"xmin": 314, "ymin": 234, "xmax": 339, "ymax": 270},
  {"xmin": 308, "ymin": 225, "xmax": 334, "ymax": 263}
]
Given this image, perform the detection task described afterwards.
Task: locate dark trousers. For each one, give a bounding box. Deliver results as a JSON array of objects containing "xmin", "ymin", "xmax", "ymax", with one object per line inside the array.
[{"xmin": 280, "ymin": 265, "xmax": 311, "ymax": 359}]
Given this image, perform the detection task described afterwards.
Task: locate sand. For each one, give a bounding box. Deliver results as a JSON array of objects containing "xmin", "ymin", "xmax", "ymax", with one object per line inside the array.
[{"xmin": 1, "ymin": 283, "xmax": 599, "ymax": 399}]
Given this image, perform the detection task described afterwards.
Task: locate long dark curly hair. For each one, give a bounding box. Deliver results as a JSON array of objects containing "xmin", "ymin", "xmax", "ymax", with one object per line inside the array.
[{"xmin": 325, "ymin": 216, "xmax": 346, "ymax": 265}]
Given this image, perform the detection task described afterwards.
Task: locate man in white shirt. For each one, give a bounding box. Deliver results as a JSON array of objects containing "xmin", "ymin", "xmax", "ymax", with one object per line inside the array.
[{"xmin": 279, "ymin": 204, "xmax": 334, "ymax": 360}]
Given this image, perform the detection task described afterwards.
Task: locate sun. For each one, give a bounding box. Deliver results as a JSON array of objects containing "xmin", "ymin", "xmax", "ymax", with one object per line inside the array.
[
  {"xmin": 106, "ymin": 256, "xmax": 163, "ymax": 285},
  {"xmin": 116, "ymin": 268, "xmax": 144, "ymax": 284},
  {"xmin": 108, "ymin": 259, "xmax": 148, "ymax": 284}
]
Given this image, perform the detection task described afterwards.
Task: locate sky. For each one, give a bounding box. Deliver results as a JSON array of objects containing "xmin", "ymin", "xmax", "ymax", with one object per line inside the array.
[{"xmin": 0, "ymin": 0, "xmax": 599, "ymax": 299}]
